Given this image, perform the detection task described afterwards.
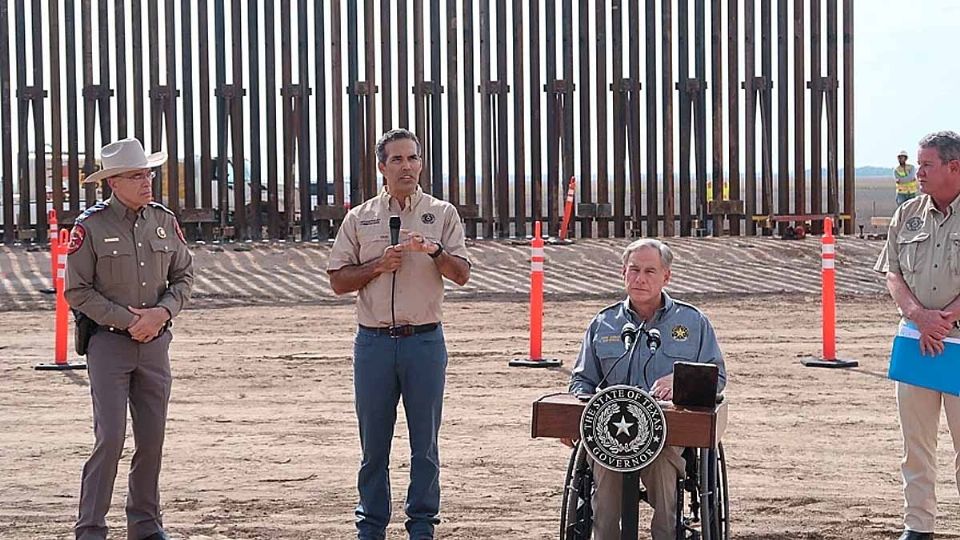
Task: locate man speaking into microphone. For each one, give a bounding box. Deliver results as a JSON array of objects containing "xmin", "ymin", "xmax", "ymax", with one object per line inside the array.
[
  {"xmin": 565, "ymin": 238, "xmax": 726, "ymax": 540},
  {"xmin": 327, "ymin": 128, "xmax": 471, "ymax": 540}
]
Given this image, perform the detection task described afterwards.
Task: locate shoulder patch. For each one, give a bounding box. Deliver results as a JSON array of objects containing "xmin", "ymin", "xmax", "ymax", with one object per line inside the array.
[
  {"xmin": 67, "ymin": 224, "xmax": 86, "ymax": 255},
  {"xmin": 74, "ymin": 202, "xmax": 108, "ymax": 224},
  {"xmin": 148, "ymin": 201, "xmax": 176, "ymax": 217},
  {"xmin": 174, "ymin": 220, "xmax": 186, "ymax": 244}
]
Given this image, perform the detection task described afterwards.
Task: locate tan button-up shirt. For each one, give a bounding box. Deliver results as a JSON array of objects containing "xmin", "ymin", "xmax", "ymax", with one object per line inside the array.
[
  {"xmin": 874, "ymin": 193, "xmax": 960, "ymax": 336},
  {"xmin": 64, "ymin": 195, "xmax": 194, "ymax": 329},
  {"xmin": 327, "ymin": 187, "xmax": 471, "ymax": 327}
]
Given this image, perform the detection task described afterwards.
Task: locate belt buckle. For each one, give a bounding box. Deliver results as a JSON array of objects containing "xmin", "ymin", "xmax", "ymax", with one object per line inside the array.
[{"xmin": 389, "ymin": 325, "xmax": 414, "ymax": 338}]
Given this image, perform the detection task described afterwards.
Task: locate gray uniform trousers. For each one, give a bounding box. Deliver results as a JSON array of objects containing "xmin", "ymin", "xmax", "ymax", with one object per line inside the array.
[
  {"xmin": 591, "ymin": 446, "xmax": 685, "ymax": 540},
  {"xmin": 75, "ymin": 330, "xmax": 173, "ymax": 540}
]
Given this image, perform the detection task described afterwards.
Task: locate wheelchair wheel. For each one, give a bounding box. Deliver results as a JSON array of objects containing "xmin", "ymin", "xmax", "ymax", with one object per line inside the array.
[
  {"xmin": 678, "ymin": 443, "xmax": 729, "ymax": 540},
  {"xmin": 715, "ymin": 443, "xmax": 730, "ymax": 539},
  {"xmin": 559, "ymin": 442, "xmax": 593, "ymax": 540}
]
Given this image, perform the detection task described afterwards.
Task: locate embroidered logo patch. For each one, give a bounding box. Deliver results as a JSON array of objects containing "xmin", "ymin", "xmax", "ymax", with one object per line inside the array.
[
  {"xmin": 671, "ymin": 325, "xmax": 689, "ymax": 342},
  {"xmin": 67, "ymin": 225, "xmax": 86, "ymax": 255},
  {"xmin": 421, "ymin": 212, "xmax": 436, "ymax": 224},
  {"xmin": 905, "ymin": 216, "xmax": 923, "ymax": 232}
]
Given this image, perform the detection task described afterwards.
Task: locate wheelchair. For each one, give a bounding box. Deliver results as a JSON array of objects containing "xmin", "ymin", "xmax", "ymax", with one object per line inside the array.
[{"xmin": 559, "ymin": 440, "xmax": 729, "ymax": 540}]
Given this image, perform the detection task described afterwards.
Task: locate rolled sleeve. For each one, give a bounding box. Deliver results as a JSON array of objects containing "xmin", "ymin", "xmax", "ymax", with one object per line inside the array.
[
  {"xmin": 440, "ymin": 205, "xmax": 471, "ymax": 266},
  {"xmin": 874, "ymin": 209, "xmax": 903, "ymax": 275},
  {"xmin": 327, "ymin": 212, "xmax": 361, "ymax": 272},
  {"xmin": 569, "ymin": 321, "xmax": 602, "ymax": 395},
  {"xmin": 157, "ymin": 235, "xmax": 194, "ymax": 319}
]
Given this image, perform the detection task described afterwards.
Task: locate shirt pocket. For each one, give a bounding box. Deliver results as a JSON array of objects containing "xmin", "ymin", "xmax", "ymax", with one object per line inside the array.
[
  {"xmin": 660, "ymin": 338, "xmax": 700, "ymax": 365},
  {"xmin": 896, "ymin": 231, "xmax": 929, "ymax": 275},
  {"xmin": 595, "ymin": 340, "xmax": 626, "ymax": 376},
  {"xmin": 149, "ymin": 238, "xmax": 175, "ymax": 277},
  {"xmin": 356, "ymin": 225, "xmax": 390, "ymax": 263},
  {"xmin": 96, "ymin": 243, "xmax": 135, "ymax": 284}
]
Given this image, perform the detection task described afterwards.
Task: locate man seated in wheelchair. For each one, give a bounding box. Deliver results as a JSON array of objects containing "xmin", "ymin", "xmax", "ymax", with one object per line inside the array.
[{"xmin": 563, "ymin": 238, "xmax": 727, "ymax": 540}]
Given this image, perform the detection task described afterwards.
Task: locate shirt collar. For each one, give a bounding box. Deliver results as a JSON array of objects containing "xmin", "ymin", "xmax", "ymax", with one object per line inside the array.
[
  {"xmin": 621, "ymin": 291, "xmax": 674, "ymax": 325},
  {"xmin": 920, "ymin": 193, "xmax": 960, "ymax": 218},
  {"xmin": 106, "ymin": 194, "xmax": 141, "ymax": 221},
  {"xmin": 949, "ymin": 193, "xmax": 960, "ymax": 216},
  {"xmin": 381, "ymin": 185, "xmax": 423, "ymax": 212}
]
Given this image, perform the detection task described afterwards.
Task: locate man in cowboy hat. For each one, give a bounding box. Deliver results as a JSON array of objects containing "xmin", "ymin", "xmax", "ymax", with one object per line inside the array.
[
  {"xmin": 895, "ymin": 149, "xmax": 919, "ymax": 206},
  {"xmin": 64, "ymin": 137, "xmax": 193, "ymax": 540}
]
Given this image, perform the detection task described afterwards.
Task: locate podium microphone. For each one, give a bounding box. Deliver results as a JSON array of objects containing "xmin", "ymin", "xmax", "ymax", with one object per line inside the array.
[
  {"xmin": 389, "ymin": 216, "xmax": 401, "ymax": 245},
  {"xmin": 646, "ymin": 328, "xmax": 662, "ymax": 353},
  {"xmin": 591, "ymin": 322, "xmax": 640, "ymax": 391},
  {"xmin": 620, "ymin": 322, "xmax": 638, "ymax": 350}
]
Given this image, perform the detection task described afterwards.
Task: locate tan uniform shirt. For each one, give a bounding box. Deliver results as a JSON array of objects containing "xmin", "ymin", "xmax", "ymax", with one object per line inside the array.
[
  {"xmin": 874, "ymin": 193, "xmax": 960, "ymax": 337},
  {"xmin": 327, "ymin": 187, "xmax": 471, "ymax": 327},
  {"xmin": 64, "ymin": 195, "xmax": 194, "ymax": 329}
]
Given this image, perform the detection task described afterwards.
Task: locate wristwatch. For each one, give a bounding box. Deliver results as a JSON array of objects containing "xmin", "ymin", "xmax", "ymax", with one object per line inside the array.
[{"xmin": 429, "ymin": 242, "xmax": 444, "ymax": 258}]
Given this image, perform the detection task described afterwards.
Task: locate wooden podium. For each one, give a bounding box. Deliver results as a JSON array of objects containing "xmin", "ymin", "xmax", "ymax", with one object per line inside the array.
[
  {"xmin": 532, "ymin": 392, "xmax": 727, "ymax": 447},
  {"xmin": 532, "ymin": 392, "xmax": 728, "ymax": 540}
]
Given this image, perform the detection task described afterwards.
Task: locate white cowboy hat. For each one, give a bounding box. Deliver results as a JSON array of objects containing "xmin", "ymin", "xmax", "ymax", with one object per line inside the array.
[
  {"xmin": 82, "ymin": 137, "xmax": 167, "ymax": 184},
  {"xmin": 897, "ymin": 149, "xmax": 909, "ymax": 158}
]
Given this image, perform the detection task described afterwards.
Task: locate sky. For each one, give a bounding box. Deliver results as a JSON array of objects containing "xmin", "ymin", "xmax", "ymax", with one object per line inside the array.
[{"xmin": 855, "ymin": 0, "xmax": 960, "ymax": 166}]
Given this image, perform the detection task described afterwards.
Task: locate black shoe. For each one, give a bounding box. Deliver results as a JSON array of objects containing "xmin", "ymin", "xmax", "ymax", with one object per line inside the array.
[
  {"xmin": 140, "ymin": 533, "xmax": 170, "ymax": 540},
  {"xmin": 898, "ymin": 531, "xmax": 933, "ymax": 540}
]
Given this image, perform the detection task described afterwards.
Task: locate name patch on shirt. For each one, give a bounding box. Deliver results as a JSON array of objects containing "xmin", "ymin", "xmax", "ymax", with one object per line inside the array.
[
  {"xmin": 103, "ymin": 237, "xmax": 120, "ymax": 243},
  {"xmin": 359, "ymin": 218, "xmax": 381, "ymax": 226}
]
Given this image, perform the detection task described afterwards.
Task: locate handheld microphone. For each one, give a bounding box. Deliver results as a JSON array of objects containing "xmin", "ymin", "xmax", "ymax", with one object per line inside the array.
[
  {"xmin": 620, "ymin": 322, "xmax": 638, "ymax": 351},
  {"xmin": 389, "ymin": 216, "xmax": 401, "ymax": 246},
  {"xmin": 646, "ymin": 328, "xmax": 662, "ymax": 353},
  {"xmin": 388, "ymin": 216, "xmax": 402, "ymax": 331}
]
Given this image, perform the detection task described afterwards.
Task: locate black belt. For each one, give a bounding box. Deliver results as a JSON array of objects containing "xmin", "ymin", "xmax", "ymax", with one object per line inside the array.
[
  {"xmin": 99, "ymin": 322, "xmax": 170, "ymax": 338},
  {"xmin": 359, "ymin": 323, "xmax": 439, "ymax": 338}
]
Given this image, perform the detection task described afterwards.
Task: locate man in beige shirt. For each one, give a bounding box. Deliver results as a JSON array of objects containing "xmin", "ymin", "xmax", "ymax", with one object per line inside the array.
[
  {"xmin": 327, "ymin": 129, "xmax": 470, "ymax": 540},
  {"xmin": 65, "ymin": 138, "xmax": 193, "ymax": 540},
  {"xmin": 874, "ymin": 131, "xmax": 960, "ymax": 540}
]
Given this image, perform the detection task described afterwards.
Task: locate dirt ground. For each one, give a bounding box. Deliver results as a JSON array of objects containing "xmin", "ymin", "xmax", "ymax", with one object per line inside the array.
[{"xmin": 2, "ymin": 294, "xmax": 960, "ymax": 540}]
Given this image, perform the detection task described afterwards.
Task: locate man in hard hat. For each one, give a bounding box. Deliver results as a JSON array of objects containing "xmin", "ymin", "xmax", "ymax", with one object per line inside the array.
[{"xmin": 895, "ymin": 150, "xmax": 919, "ymax": 206}]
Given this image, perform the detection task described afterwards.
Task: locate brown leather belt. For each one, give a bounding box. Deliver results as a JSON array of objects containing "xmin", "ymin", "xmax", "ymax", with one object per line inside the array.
[{"xmin": 359, "ymin": 323, "xmax": 439, "ymax": 338}]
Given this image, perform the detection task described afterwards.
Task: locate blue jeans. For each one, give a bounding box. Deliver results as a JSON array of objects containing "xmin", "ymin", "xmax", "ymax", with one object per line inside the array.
[{"xmin": 353, "ymin": 325, "xmax": 447, "ymax": 540}]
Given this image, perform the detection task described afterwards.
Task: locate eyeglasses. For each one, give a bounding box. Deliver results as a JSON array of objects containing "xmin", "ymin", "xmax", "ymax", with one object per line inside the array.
[{"xmin": 117, "ymin": 171, "xmax": 156, "ymax": 182}]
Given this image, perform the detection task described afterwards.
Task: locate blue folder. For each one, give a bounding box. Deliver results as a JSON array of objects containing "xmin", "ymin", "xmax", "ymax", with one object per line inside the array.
[{"xmin": 888, "ymin": 322, "xmax": 960, "ymax": 396}]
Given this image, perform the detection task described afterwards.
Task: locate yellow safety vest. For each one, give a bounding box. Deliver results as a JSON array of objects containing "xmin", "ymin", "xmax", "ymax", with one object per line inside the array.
[{"xmin": 895, "ymin": 165, "xmax": 917, "ymax": 194}]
